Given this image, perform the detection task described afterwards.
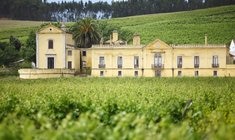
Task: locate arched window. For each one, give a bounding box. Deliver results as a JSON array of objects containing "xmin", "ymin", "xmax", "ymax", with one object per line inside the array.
[{"xmin": 154, "ymin": 53, "xmax": 162, "ymax": 66}]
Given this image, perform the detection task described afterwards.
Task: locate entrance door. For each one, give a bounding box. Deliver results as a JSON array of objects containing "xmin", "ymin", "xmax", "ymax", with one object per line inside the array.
[
  {"xmin": 155, "ymin": 70, "xmax": 161, "ymax": 77},
  {"xmin": 47, "ymin": 57, "xmax": 54, "ymax": 69},
  {"xmin": 68, "ymin": 61, "xmax": 72, "ymax": 69}
]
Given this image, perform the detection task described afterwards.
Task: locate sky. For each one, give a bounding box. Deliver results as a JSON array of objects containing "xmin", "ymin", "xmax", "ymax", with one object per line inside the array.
[{"xmin": 47, "ymin": 0, "xmax": 112, "ymax": 4}]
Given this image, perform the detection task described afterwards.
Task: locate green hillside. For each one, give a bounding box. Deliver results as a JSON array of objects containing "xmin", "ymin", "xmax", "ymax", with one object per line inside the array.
[
  {"xmin": 0, "ymin": 20, "xmax": 43, "ymax": 43},
  {"xmin": 107, "ymin": 5, "xmax": 235, "ymax": 45},
  {"xmin": 0, "ymin": 5, "xmax": 235, "ymax": 45}
]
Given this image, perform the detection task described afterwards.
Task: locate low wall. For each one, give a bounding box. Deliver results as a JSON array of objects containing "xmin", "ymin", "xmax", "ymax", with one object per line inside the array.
[
  {"xmin": 226, "ymin": 65, "xmax": 235, "ymax": 76},
  {"xmin": 18, "ymin": 69, "xmax": 76, "ymax": 79}
]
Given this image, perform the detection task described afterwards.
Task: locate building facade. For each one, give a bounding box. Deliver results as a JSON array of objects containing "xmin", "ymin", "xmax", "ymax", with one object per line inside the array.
[
  {"xmin": 19, "ymin": 24, "xmax": 235, "ymax": 79},
  {"xmin": 91, "ymin": 37, "xmax": 234, "ymax": 77},
  {"xmin": 19, "ymin": 24, "xmax": 80, "ymax": 79},
  {"xmin": 36, "ymin": 24, "xmax": 80, "ymax": 70}
]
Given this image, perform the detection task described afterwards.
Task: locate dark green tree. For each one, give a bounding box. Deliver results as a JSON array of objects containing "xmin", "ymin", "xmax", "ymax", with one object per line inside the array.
[
  {"xmin": 70, "ymin": 18, "xmax": 101, "ymax": 48},
  {"xmin": 9, "ymin": 36, "xmax": 21, "ymax": 51},
  {"xmin": 97, "ymin": 21, "xmax": 134, "ymax": 43},
  {"xmin": 1, "ymin": 0, "xmax": 234, "ymax": 21},
  {"xmin": 21, "ymin": 31, "xmax": 36, "ymax": 63},
  {"xmin": 0, "ymin": 41, "xmax": 20, "ymax": 67}
]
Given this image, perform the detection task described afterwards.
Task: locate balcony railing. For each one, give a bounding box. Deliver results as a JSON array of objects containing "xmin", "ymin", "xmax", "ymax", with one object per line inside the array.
[
  {"xmin": 194, "ymin": 64, "xmax": 199, "ymax": 68},
  {"xmin": 152, "ymin": 64, "xmax": 164, "ymax": 69},
  {"xmin": 177, "ymin": 64, "xmax": 182, "ymax": 68},
  {"xmin": 98, "ymin": 64, "xmax": 106, "ymax": 68},
  {"xmin": 134, "ymin": 65, "xmax": 139, "ymax": 68},
  {"xmin": 212, "ymin": 63, "xmax": 219, "ymax": 68},
  {"xmin": 118, "ymin": 64, "xmax": 122, "ymax": 69}
]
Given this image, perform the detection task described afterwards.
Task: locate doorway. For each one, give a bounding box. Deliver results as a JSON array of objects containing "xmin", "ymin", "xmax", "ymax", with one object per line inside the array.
[
  {"xmin": 47, "ymin": 57, "xmax": 54, "ymax": 69},
  {"xmin": 155, "ymin": 70, "xmax": 161, "ymax": 77}
]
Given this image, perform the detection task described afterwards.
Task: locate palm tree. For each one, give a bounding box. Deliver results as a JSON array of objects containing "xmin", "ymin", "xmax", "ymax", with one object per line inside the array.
[{"xmin": 70, "ymin": 18, "xmax": 101, "ymax": 48}]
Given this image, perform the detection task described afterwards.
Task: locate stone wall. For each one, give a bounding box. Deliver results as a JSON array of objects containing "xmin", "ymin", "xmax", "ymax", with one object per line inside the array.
[{"xmin": 18, "ymin": 69, "xmax": 75, "ymax": 79}]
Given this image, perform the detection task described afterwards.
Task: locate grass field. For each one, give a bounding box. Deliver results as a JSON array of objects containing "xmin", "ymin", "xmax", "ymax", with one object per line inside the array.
[
  {"xmin": 0, "ymin": 20, "xmax": 44, "ymax": 43},
  {"xmin": 0, "ymin": 77, "xmax": 235, "ymax": 139},
  {"xmin": 107, "ymin": 5, "xmax": 235, "ymax": 45},
  {"xmin": 0, "ymin": 5, "xmax": 235, "ymax": 45}
]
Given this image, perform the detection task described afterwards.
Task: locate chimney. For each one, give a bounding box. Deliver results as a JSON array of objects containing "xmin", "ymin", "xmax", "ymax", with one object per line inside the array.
[
  {"xmin": 61, "ymin": 22, "xmax": 66, "ymax": 32},
  {"xmin": 109, "ymin": 35, "xmax": 112, "ymax": 45},
  {"xmin": 133, "ymin": 33, "xmax": 140, "ymax": 46},
  {"xmin": 205, "ymin": 34, "xmax": 208, "ymax": 46},
  {"xmin": 112, "ymin": 30, "xmax": 118, "ymax": 42}
]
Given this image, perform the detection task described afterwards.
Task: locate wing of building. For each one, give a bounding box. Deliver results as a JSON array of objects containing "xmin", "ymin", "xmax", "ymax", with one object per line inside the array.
[{"xmin": 18, "ymin": 24, "xmax": 235, "ymax": 79}]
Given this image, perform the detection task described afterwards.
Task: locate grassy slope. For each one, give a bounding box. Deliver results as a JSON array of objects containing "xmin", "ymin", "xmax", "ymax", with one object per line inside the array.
[
  {"xmin": 107, "ymin": 5, "xmax": 235, "ymax": 45},
  {"xmin": 0, "ymin": 5, "xmax": 235, "ymax": 44},
  {"xmin": 0, "ymin": 20, "xmax": 43, "ymax": 43}
]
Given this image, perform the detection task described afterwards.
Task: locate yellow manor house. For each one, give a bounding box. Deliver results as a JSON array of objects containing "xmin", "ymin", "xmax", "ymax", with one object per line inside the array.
[{"xmin": 19, "ymin": 24, "xmax": 235, "ymax": 79}]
